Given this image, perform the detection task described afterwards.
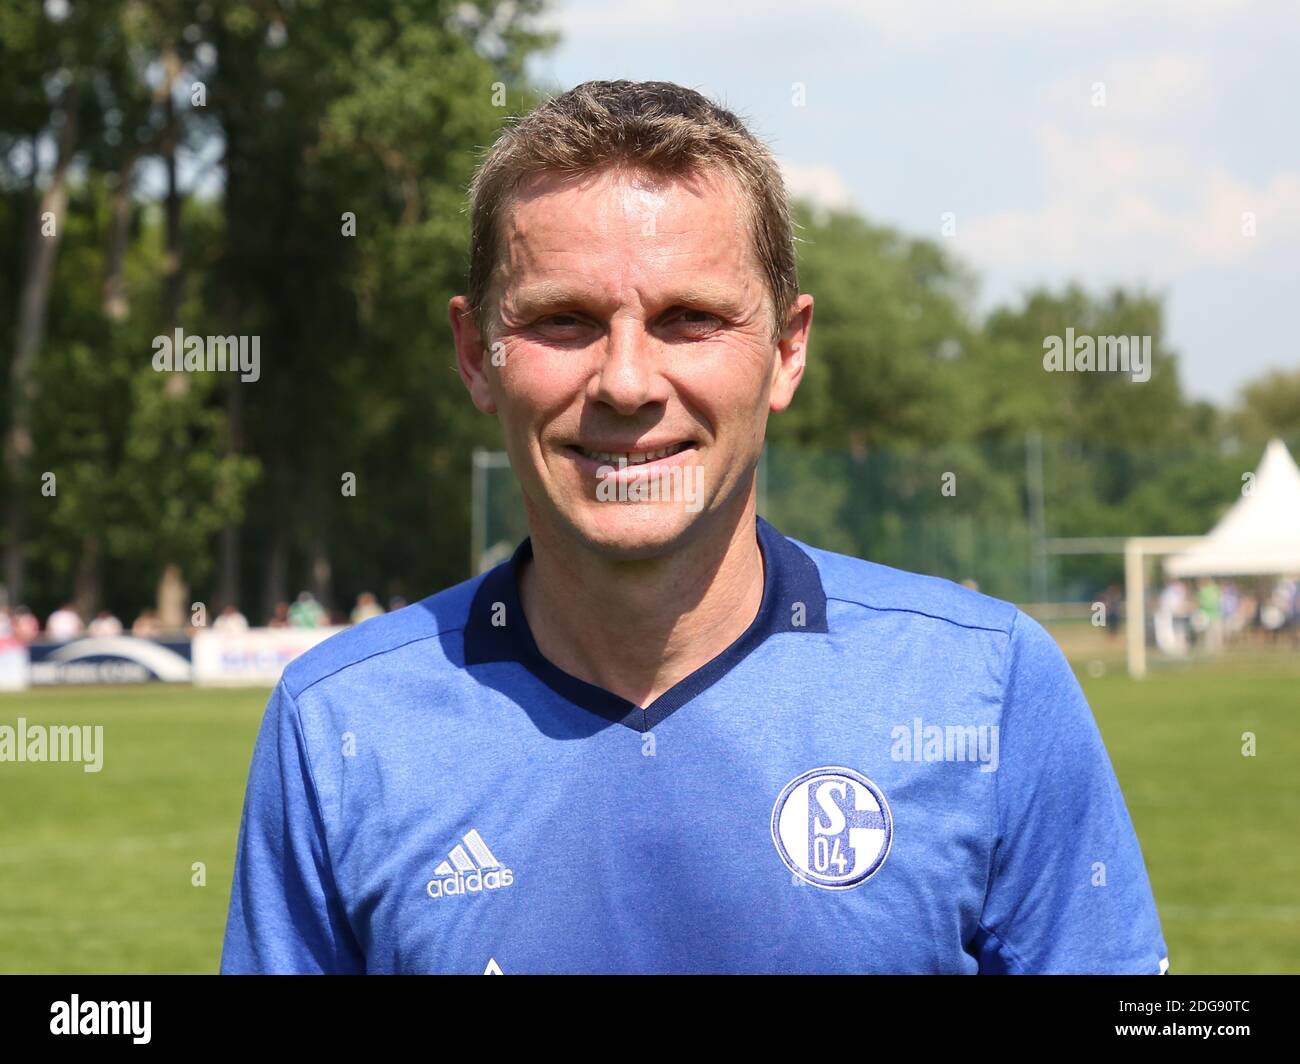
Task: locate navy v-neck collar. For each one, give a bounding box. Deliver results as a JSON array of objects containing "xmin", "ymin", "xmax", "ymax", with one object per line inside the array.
[{"xmin": 462, "ymin": 516, "xmax": 828, "ymax": 732}]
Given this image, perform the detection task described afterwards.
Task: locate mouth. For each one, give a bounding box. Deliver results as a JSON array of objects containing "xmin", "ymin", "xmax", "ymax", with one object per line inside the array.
[{"xmin": 564, "ymin": 440, "xmax": 697, "ymax": 473}]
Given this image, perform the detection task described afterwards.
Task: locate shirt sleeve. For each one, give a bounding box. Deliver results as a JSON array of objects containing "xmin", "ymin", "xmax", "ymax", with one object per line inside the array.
[
  {"xmin": 221, "ymin": 680, "xmax": 364, "ymax": 974},
  {"xmin": 973, "ymin": 611, "xmax": 1169, "ymax": 974}
]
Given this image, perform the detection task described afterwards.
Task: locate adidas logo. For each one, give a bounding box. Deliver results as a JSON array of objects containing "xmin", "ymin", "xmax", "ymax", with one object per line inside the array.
[{"xmin": 426, "ymin": 829, "xmax": 515, "ymax": 900}]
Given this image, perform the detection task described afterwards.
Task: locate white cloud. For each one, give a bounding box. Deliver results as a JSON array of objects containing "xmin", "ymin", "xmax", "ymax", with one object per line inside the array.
[
  {"xmin": 780, "ymin": 161, "xmax": 857, "ymax": 212},
  {"xmin": 545, "ymin": 0, "xmax": 1257, "ymax": 43},
  {"xmin": 956, "ymin": 123, "xmax": 1300, "ymax": 275},
  {"xmin": 821, "ymin": 0, "xmax": 1252, "ymax": 41},
  {"xmin": 1045, "ymin": 52, "xmax": 1215, "ymax": 123}
]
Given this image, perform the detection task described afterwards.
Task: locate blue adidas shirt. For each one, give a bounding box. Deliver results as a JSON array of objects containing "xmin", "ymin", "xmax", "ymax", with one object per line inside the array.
[{"xmin": 221, "ymin": 517, "xmax": 1167, "ymax": 974}]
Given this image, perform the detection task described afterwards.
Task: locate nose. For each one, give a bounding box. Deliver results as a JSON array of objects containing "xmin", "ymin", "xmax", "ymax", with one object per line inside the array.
[{"xmin": 590, "ymin": 318, "xmax": 668, "ymax": 414}]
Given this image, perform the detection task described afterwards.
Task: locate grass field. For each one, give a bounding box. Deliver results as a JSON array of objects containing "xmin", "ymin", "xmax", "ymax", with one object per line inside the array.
[
  {"xmin": 0, "ymin": 686, "xmax": 266, "ymax": 974},
  {"xmin": 0, "ymin": 653, "xmax": 1297, "ymax": 973},
  {"xmin": 1080, "ymin": 653, "xmax": 1300, "ymax": 974}
]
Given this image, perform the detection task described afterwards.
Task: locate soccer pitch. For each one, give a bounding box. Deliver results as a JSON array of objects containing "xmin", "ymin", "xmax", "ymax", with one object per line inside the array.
[{"xmin": 0, "ymin": 660, "xmax": 1296, "ymax": 974}]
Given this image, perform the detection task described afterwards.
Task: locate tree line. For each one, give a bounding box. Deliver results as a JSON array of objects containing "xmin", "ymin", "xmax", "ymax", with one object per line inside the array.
[{"xmin": 1, "ymin": 1, "xmax": 1294, "ymax": 624}]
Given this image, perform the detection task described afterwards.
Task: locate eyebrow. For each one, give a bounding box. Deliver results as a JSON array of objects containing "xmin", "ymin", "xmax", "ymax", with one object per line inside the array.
[
  {"xmin": 503, "ymin": 281, "xmax": 592, "ymax": 318},
  {"xmin": 505, "ymin": 280, "xmax": 748, "ymax": 320}
]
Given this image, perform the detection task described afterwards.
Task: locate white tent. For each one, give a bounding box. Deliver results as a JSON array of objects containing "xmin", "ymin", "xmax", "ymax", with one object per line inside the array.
[{"xmin": 1165, "ymin": 438, "xmax": 1300, "ymax": 577}]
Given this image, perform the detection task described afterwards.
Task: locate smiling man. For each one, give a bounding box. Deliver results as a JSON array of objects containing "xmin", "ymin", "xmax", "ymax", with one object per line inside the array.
[{"xmin": 221, "ymin": 80, "xmax": 1168, "ymax": 974}]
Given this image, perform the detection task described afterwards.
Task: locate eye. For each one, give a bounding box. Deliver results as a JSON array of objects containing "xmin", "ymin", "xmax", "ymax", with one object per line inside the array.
[
  {"xmin": 666, "ymin": 308, "xmax": 723, "ymax": 334},
  {"xmin": 530, "ymin": 312, "xmax": 594, "ymax": 340}
]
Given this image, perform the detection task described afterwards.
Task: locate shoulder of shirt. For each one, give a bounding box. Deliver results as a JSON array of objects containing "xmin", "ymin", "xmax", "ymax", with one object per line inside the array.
[
  {"xmin": 787, "ymin": 533, "xmax": 1021, "ymax": 636},
  {"xmin": 280, "ymin": 572, "xmax": 485, "ymax": 700},
  {"xmin": 279, "ymin": 531, "xmax": 1027, "ymax": 699}
]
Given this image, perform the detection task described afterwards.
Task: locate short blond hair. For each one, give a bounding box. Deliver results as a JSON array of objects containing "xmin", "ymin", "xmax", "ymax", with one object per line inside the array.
[{"xmin": 466, "ymin": 80, "xmax": 798, "ymax": 343}]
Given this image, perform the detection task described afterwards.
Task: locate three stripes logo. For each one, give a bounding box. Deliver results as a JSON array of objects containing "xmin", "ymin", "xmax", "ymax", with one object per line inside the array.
[{"xmin": 425, "ymin": 829, "xmax": 514, "ymax": 900}]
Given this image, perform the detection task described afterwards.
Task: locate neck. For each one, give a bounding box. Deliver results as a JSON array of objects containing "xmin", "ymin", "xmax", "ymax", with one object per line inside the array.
[{"xmin": 518, "ymin": 497, "xmax": 765, "ymax": 709}]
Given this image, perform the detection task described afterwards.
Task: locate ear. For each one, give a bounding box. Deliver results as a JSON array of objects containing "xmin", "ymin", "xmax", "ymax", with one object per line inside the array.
[
  {"xmin": 769, "ymin": 294, "xmax": 813, "ymax": 414},
  {"xmin": 449, "ymin": 295, "xmax": 498, "ymax": 415}
]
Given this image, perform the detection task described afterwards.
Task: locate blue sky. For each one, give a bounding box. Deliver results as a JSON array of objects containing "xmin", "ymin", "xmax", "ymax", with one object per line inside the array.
[{"xmin": 526, "ymin": 0, "xmax": 1300, "ymax": 404}]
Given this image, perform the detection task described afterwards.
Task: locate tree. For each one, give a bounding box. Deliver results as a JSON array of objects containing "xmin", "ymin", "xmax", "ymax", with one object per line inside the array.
[{"xmin": 1233, "ymin": 368, "xmax": 1300, "ymax": 446}]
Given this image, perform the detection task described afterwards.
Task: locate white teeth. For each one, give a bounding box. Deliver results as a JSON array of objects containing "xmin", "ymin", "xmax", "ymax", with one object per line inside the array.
[{"xmin": 581, "ymin": 443, "xmax": 687, "ymax": 465}]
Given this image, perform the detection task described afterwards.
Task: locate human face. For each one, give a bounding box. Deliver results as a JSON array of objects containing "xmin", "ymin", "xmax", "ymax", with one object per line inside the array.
[{"xmin": 452, "ymin": 165, "xmax": 810, "ymax": 560}]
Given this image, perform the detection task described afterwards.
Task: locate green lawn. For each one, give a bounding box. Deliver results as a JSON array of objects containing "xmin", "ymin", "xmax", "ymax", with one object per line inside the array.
[
  {"xmin": 1080, "ymin": 656, "xmax": 1300, "ymax": 974},
  {"xmin": 0, "ymin": 686, "xmax": 266, "ymax": 974},
  {"xmin": 0, "ymin": 658, "xmax": 1296, "ymax": 973}
]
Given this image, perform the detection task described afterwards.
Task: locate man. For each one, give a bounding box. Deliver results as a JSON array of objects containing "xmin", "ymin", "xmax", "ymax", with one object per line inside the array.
[
  {"xmin": 288, "ymin": 591, "xmax": 326, "ymax": 629},
  {"xmin": 213, "ymin": 604, "xmax": 250, "ymax": 634},
  {"xmin": 349, "ymin": 591, "xmax": 385, "ymax": 625},
  {"xmin": 87, "ymin": 610, "xmax": 124, "ymax": 638},
  {"xmin": 222, "ymin": 80, "xmax": 1167, "ymax": 974},
  {"xmin": 45, "ymin": 604, "xmax": 84, "ymax": 642}
]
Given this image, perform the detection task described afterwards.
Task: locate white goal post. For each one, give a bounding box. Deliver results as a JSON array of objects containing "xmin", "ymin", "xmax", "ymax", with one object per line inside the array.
[{"xmin": 1123, "ymin": 536, "xmax": 1207, "ymax": 679}]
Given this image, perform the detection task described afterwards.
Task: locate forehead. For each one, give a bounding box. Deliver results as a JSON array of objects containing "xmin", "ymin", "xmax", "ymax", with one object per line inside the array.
[{"xmin": 496, "ymin": 165, "xmax": 763, "ymax": 296}]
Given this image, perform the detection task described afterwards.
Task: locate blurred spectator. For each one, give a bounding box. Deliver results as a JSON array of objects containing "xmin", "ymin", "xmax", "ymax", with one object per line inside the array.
[
  {"xmin": 1100, "ymin": 583, "xmax": 1124, "ymax": 639},
  {"xmin": 1154, "ymin": 579, "xmax": 1190, "ymax": 656},
  {"xmin": 87, "ymin": 610, "xmax": 124, "ymax": 637},
  {"xmin": 213, "ymin": 605, "xmax": 250, "ymax": 633},
  {"xmin": 12, "ymin": 607, "xmax": 40, "ymax": 643},
  {"xmin": 132, "ymin": 610, "xmax": 163, "ymax": 638},
  {"xmin": 1220, "ymin": 581, "xmax": 1242, "ymax": 641},
  {"xmin": 387, "ymin": 595, "xmax": 407, "ymax": 612},
  {"xmin": 1235, "ymin": 588, "xmax": 1259, "ymax": 642},
  {"xmin": 1194, "ymin": 578, "xmax": 1223, "ymax": 653},
  {"xmin": 1261, "ymin": 575, "xmax": 1299, "ymax": 643},
  {"xmin": 288, "ymin": 592, "xmax": 326, "ymax": 628},
  {"xmin": 0, "ymin": 607, "xmax": 10, "ymax": 638},
  {"xmin": 267, "ymin": 602, "xmax": 291, "ymax": 628},
  {"xmin": 351, "ymin": 591, "xmax": 384, "ymax": 625},
  {"xmin": 46, "ymin": 604, "xmax": 85, "ymax": 641}
]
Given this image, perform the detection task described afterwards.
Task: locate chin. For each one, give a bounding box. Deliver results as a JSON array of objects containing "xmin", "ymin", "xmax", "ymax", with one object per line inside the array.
[{"xmin": 564, "ymin": 501, "xmax": 705, "ymax": 561}]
